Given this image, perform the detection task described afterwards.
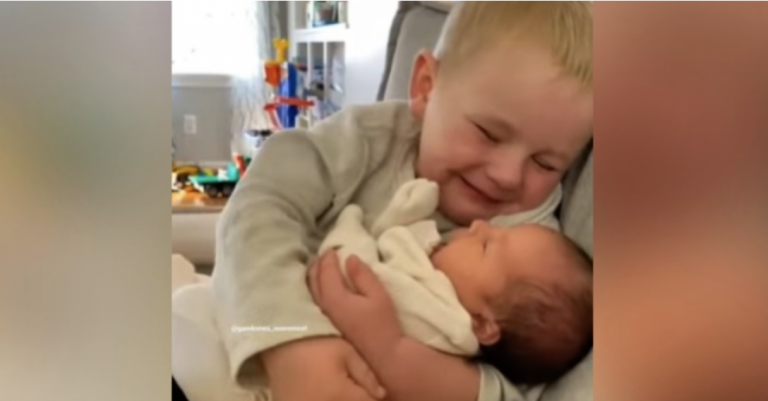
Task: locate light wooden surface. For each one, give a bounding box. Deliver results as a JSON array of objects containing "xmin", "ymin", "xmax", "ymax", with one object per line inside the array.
[{"xmin": 172, "ymin": 191, "xmax": 227, "ymax": 213}]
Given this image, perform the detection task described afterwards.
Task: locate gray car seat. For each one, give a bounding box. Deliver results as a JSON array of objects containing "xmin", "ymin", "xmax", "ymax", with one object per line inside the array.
[{"xmin": 377, "ymin": 3, "xmax": 593, "ymax": 401}]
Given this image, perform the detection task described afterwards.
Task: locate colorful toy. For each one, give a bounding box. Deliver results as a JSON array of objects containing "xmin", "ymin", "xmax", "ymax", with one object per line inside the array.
[
  {"xmin": 172, "ymin": 164, "xmax": 203, "ymax": 192},
  {"xmin": 181, "ymin": 39, "xmax": 314, "ymax": 199},
  {"xmin": 188, "ymin": 158, "xmax": 252, "ymax": 198},
  {"xmin": 264, "ymin": 38, "xmax": 287, "ymax": 88},
  {"xmin": 263, "ymin": 38, "xmax": 314, "ymax": 130}
]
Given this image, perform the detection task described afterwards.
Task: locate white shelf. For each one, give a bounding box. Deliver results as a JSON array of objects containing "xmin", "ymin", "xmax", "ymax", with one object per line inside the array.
[
  {"xmin": 293, "ymin": 24, "xmax": 348, "ymax": 43},
  {"xmin": 288, "ymin": 1, "xmax": 348, "ymax": 124},
  {"xmin": 289, "ymin": 0, "xmax": 399, "ymax": 110}
]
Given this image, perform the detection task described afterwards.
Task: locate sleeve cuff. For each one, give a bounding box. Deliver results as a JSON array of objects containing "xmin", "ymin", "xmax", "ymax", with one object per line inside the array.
[
  {"xmin": 477, "ymin": 363, "xmax": 527, "ymax": 401},
  {"xmin": 227, "ymin": 321, "xmax": 340, "ymax": 389}
]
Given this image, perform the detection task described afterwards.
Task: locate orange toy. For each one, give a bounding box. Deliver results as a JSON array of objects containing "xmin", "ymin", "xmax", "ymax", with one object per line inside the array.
[
  {"xmin": 264, "ymin": 38, "xmax": 288, "ymax": 88},
  {"xmin": 233, "ymin": 154, "xmax": 248, "ymax": 176},
  {"xmin": 264, "ymin": 97, "xmax": 314, "ymax": 130},
  {"xmin": 263, "ymin": 38, "xmax": 314, "ymax": 130}
]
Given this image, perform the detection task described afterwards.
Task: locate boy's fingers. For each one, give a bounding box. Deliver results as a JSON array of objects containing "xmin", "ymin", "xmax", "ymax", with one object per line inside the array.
[
  {"xmin": 347, "ymin": 256, "xmax": 386, "ymax": 298},
  {"xmin": 307, "ymin": 259, "xmax": 322, "ymax": 303},
  {"xmin": 346, "ymin": 386, "xmax": 380, "ymax": 401},
  {"xmin": 317, "ymin": 250, "xmax": 352, "ymax": 302},
  {"xmin": 345, "ymin": 350, "xmax": 387, "ymax": 400}
]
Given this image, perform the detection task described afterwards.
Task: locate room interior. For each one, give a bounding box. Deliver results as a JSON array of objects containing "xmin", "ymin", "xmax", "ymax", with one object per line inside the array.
[
  {"xmin": 172, "ymin": 1, "xmax": 403, "ymax": 273},
  {"xmin": 172, "ymin": 3, "xmax": 593, "ymax": 401}
]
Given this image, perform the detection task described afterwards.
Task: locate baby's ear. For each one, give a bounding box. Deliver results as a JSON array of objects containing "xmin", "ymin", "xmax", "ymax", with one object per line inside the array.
[{"xmin": 471, "ymin": 310, "xmax": 501, "ymax": 345}]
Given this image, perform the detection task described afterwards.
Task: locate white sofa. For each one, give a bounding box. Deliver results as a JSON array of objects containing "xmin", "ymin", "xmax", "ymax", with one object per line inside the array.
[
  {"xmin": 172, "ymin": 253, "xmax": 258, "ymax": 401},
  {"xmin": 172, "ymin": 211, "xmax": 219, "ymax": 267}
]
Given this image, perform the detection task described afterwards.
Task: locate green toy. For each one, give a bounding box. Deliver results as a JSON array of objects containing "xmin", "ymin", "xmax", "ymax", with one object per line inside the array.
[{"xmin": 189, "ymin": 160, "xmax": 248, "ymax": 198}]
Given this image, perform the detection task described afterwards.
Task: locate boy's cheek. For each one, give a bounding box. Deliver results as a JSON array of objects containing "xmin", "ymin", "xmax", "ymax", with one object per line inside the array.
[{"xmin": 527, "ymin": 172, "xmax": 563, "ymax": 196}]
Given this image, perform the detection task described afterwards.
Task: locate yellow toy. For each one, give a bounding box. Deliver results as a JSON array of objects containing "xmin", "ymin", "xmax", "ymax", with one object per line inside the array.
[
  {"xmin": 264, "ymin": 38, "xmax": 288, "ymax": 88},
  {"xmin": 274, "ymin": 38, "xmax": 288, "ymax": 63}
]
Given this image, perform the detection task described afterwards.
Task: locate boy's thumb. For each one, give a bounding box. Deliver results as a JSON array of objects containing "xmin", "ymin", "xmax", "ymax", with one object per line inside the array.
[{"xmin": 347, "ymin": 257, "xmax": 383, "ymax": 297}]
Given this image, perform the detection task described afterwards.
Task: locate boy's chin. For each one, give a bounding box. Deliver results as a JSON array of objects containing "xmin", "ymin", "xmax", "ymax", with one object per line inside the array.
[{"xmin": 439, "ymin": 200, "xmax": 493, "ymax": 227}]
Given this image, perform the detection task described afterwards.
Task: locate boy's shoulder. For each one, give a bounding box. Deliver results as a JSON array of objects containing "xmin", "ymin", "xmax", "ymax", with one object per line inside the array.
[{"xmin": 312, "ymin": 100, "xmax": 420, "ymax": 142}]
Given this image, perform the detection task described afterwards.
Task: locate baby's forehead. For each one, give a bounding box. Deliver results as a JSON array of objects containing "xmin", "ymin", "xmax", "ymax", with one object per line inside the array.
[
  {"xmin": 501, "ymin": 222, "xmax": 559, "ymax": 235},
  {"xmin": 498, "ymin": 224, "xmax": 566, "ymax": 248},
  {"xmin": 495, "ymin": 225, "xmax": 579, "ymax": 276}
]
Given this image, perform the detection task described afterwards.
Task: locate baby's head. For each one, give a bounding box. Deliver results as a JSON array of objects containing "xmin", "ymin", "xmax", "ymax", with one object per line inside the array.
[
  {"xmin": 431, "ymin": 222, "xmax": 592, "ymax": 384},
  {"xmin": 411, "ymin": 2, "xmax": 593, "ymax": 226}
]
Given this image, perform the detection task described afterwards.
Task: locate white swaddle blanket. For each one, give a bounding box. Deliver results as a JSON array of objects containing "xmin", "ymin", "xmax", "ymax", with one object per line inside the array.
[{"xmin": 318, "ymin": 178, "xmax": 478, "ymax": 355}]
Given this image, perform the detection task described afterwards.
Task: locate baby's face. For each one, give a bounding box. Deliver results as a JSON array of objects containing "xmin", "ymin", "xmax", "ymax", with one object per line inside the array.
[{"xmin": 431, "ymin": 222, "xmax": 572, "ymax": 314}]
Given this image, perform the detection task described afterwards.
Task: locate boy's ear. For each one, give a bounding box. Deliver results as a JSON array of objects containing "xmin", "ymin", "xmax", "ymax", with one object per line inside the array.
[
  {"xmin": 408, "ymin": 49, "xmax": 438, "ymax": 120},
  {"xmin": 471, "ymin": 310, "xmax": 501, "ymax": 346}
]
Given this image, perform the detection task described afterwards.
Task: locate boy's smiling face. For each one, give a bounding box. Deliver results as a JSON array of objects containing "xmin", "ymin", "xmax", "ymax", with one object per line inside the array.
[{"xmin": 411, "ymin": 41, "xmax": 593, "ymax": 225}]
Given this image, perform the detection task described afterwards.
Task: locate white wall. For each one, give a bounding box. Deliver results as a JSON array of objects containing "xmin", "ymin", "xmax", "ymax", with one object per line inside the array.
[
  {"xmin": 172, "ymin": 85, "xmax": 233, "ymax": 162},
  {"xmin": 171, "ymin": 1, "xmax": 400, "ymax": 163},
  {"xmin": 344, "ymin": 1, "xmax": 400, "ymax": 105}
]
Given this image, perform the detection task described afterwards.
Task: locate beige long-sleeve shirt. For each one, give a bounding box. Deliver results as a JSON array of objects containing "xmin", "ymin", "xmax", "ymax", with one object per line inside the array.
[{"xmin": 211, "ymin": 100, "xmax": 561, "ymax": 399}]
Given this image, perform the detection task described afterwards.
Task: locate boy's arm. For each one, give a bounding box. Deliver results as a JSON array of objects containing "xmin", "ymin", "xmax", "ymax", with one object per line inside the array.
[
  {"xmin": 351, "ymin": 315, "xmax": 525, "ymax": 401},
  {"xmin": 363, "ymin": 335, "xmax": 482, "ymax": 401},
  {"xmin": 311, "ymin": 250, "xmax": 534, "ymax": 401},
  {"xmin": 369, "ymin": 340, "xmax": 533, "ymax": 401},
  {"xmin": 310, "ymin": 254, "xmax": 483, "ymax": 401},
  {"xmin": 210, "ymin": 129, "xmax": 367, "ymax": 387},
  {"xmin": 348, "ymin": 314, "xmax": 530, "ymax": 401}
]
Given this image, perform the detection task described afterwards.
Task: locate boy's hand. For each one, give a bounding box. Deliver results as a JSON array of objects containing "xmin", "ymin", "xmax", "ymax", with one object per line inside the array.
[
  {"xmin": 263, "ymin": 337, "xmax": 386, "ymax": 401},
  {"xmin": 309, "ymin": 251, "xmax": 404, "ymax": 364}
]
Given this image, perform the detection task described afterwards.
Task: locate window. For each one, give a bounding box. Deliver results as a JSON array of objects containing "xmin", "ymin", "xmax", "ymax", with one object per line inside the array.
[{"xmin": 172, "ymin": 1, "xmax": 263, "ymax": 77}]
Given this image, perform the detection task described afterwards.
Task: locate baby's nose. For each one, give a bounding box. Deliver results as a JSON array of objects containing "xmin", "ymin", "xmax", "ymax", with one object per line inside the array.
[
  {"xmin": 452, "ymin": 228, "xmax": 469, "ymax": 235},
  {"xmin": 451, "ymin": 228, "xmax": 469, "ymax": 237},
  {"xmin": 469, "ymin": 220, "xmax": 490, "ymax": 233}
]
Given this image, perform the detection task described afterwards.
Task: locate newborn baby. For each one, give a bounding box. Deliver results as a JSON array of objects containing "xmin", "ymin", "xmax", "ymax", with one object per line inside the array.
[
  {"xmin": 434, "ymin": 220, "xmax": 593, "ymax": 384},
  {"xmin": 319, "ymin": 179, "xmax": 592, "ymax": 385}
]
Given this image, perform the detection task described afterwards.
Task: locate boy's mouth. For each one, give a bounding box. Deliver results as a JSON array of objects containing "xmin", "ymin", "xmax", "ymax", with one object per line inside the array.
[{"xmin": 460, "ymin": 177, "xmax": 501, "ymax": 204}]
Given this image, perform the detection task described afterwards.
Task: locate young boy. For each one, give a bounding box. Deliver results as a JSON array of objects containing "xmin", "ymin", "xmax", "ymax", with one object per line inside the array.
[
  {"xmin": 317, "ymin": 178, "xmax": 593, "ymax": 386},
  {"xmin": 211, "ymin": 2, "xmax": 592, "ymax": 401}
]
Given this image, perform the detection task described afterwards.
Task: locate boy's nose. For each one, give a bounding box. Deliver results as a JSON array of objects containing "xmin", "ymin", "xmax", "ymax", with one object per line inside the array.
[{"xmin": 486, "ymin": 152, "xmax": 524, "ymax": 193}]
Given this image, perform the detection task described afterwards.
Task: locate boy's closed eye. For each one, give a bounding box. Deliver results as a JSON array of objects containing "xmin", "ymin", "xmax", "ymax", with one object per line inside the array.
[
  {"xmin": 472, "ymin": 122, "xmax": 500, "ymax": 144},
  {"xmin": 533, "ymin": 156, "xmax": 557, "ymax": 172},
  {"xmin": 535, "ymin": 149, "xmax": 571, "ymax": 172}
]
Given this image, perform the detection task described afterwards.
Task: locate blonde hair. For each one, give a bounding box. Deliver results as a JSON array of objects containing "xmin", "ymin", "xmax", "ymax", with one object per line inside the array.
[{"xmin": 434, "ymin": 1, "xmax": 593, "ymax": 86}]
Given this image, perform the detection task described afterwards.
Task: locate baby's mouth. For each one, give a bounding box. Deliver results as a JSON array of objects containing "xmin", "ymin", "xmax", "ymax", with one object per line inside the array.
[{"xmin": 431, "ymin": 241, "xmax": 447, "ymax": 256}]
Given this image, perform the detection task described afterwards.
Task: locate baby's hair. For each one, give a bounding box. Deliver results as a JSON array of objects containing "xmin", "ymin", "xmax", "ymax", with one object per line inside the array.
[
  {"xmin": 480, "ymin": 237, "xmax": 593, "ymax": 384},
  {"xmin": 434, "ymin": 1, "xmax": 593, "ymax": 86}
]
